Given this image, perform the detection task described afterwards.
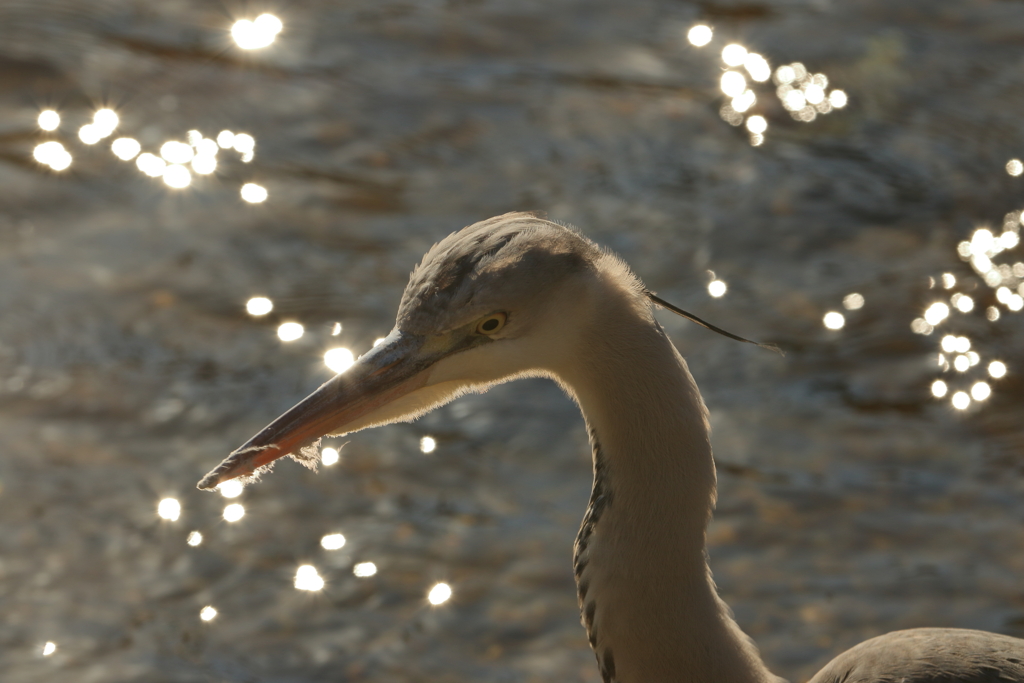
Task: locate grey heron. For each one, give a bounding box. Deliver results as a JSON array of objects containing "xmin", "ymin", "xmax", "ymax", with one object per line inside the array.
[{"xmin": 199, "ymin": 213, "xmax": 1024, "ymax": 683}]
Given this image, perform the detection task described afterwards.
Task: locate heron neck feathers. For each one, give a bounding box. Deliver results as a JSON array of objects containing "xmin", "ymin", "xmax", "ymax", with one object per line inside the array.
[{"xmin": 556, "ymin": 276, "xmax": 780, "ymax": 683}]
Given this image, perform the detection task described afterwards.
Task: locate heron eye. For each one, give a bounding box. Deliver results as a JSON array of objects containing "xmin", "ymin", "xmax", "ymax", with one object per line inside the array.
[{"xmin": 476, "ymin": 312, "xmax": 506, "ymax": 335}]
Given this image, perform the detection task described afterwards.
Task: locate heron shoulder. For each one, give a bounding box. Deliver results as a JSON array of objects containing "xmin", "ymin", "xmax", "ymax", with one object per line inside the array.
[{"xmin": 809, "ymin": 628, "xmax": 1024, "ymax": 683}]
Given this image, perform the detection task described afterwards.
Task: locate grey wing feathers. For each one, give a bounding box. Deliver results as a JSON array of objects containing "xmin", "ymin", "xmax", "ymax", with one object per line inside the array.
[{"xmin": 809, "ymin": 629, "xmax": 1024, "ymax": 683}]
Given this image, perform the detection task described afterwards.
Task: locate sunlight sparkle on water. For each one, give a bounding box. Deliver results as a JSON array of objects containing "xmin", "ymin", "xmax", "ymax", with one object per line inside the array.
[
  {"xmin": 782, "ymin": 90, "xmax": 806, "ymax": 112},
  {"xmin": 954, "ymin": 355, "xmax": 970, "ymax": 372},
  {"xmin": 931, "ymin": 380, "xmax": 947, "ymax": 398},
  {"xmin": 722, "ymin": 44, "xmax": 747, "ymax": 67},
  {"xmin": 420, "ymin": 436, "xmax": 437, "ymax": 453},
  {"xmin": 160, "ymin": 141, "xmax": 194, "ymax": 164},
  {"xmin": 111, "ymin": 137, "xmax": 141, "ymax": 160},
  {"xmin": 745, "ymin": 115, "xmax": 767, "ymax": 134},
  {"xmin": 33, "ymin": 141, "xmax": 72, "ymax": 171},
  {"xmin": 842, "ymin": 293, "xmax": 864, "ymax": 310},
  {"xmin": 732, "ymin": 89, "xmax": 756, "ymax": 113},
  {"xmin": 910, "ymin": 318, "xmax": 934, "ymax": 335},
  {"xmin": 295, "ymin": 565, "xmax": 325, "ymax": 591},
  {"xmin": 38, "ymin": 110, "xmax": 60, "ymax": 131},
  {"xmin": 987, "ymin": 306, "xmax": 1001, "ymax": 321},
  {"xmin": 708, "ymin": 280, "xmax": 727, "ymax": 297},
  {"xmin": 162, "ymin": 165, "xmax": 192, "ymax": 189},
  {"xmin": 353, "ymin": 562, "xmax": 377, "ymax": 577},
  {"xmin": 223, "ymin": 503, "xmax": 245, "ymax": 522},
  {"xmin": 823, "ymin": 311, "xmax": 845, "ymax": 330},
  {"xmin": 232, "ymin": 14, "xmax": 283, "ymax": 50},
  {"xmin": 952, "ymin": 293, "xmax": 974, "ymax": 312},
  {"xmin": 278, "ymin": 322, "xmax": 304, "ymax": 341},
  {"xmin": 952, "ymin": 391, "xmax": 971, "ymax": 410},
  {"xmin": 687, "ymin": 25, "xmax": 712, "ymax": 47},
  {"xmin": 200, "ymin": 606, "xmax": 217, "ymax": 621},
  {"xmin": 94, "ymin": 108, "xmax": 118, "ymax": 133},
  {"xmin": 78, "ymin": 124, "xmax": 102, "ymax": 145},
  {"xmin": 195, "ymin": 138, "xmax": 219, "ymax": 157},
  {"xmin": 137, "ymin": 153, "xmax": 166, "ymax": 177},
  {"xmin": 1007, "ymin": 159, "xmax": 1023, "ymax": 177},
  {"xmin": 232, "ymin": 133, "xmax": 255, "ymax": 154},
  {"xmin": 804, "ymin": 84, "xmax": 825, "ymax": 105},
  {"xmin": 428, "ymin": 582, "xmax": 452, "ymax": 605},
  {"xmin": 246, "ymin": 297, "xmax": 273, "ymax": 316},
  {"xmin": 158, "ymin": 498, "xmax": 181, "ymax": 521},
  {"xmin": 325, "ymin": 348, "xmax": 355, "ymax": 373},
  {"xmin": 720, "ymin": 72, "xmax": 746, "ymax": 97},
  {"xmin": 187, "ymin": 531, "xmax": 203, "ymax": 546},
  {"xmin": 332, "ymin": 322, "xmax": 343, "ymax": 336},
  {"xmin": 923, "ymin": 302, "xmax": 950, "ymax": 326},
  {"xmin": 241, "ymin": 183, "xmax": 268, "ymax": 203},
  {"xmin": 941, "ymin": 273, "xmax": 956, "ymax": 289},
  {"xmin": 322, "ymin": 447, "xmax": 340, "ymax": 466},
  {"xmin": 971, "ymin": 381, "xmax": 991, "ymax": 401},
  {"xmin": 192, "ymin": 155, "xmax": 217, "ymax": 175},
  {"xmin": 42, "ymin": 641, "xmax": 56, "ymax": 656},
  {"xmin": 744, "ymin": 53, "xmax": 771, "ymax": 82},
  {"xmin": 989, "ymin": 361, "xmax": 1007, "ymax": 378},
  {"xmin": 828, "ymin": 90, "xmax": 848, "ymax": 108},
  {"xmin": 217, "ymin": 130, "xmax": 235, "ymax": 149},
  {"xmin": 218, "ymin": 480, "xmax": 243, "ymax": 498},
  {"xmin": 321, "ymin": 533, "xmax": 346, "ymax": 550}
]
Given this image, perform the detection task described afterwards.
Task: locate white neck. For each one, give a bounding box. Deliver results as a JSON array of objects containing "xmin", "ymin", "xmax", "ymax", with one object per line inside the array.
[{"xmin": 552, "ymin": 279, "xmax": 781, "ymax": 683}]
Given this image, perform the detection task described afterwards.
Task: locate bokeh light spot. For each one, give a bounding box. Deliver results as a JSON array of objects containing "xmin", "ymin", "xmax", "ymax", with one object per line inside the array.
[
  {"xmin": 745, "ymin": 115, "xmax": 767, "ymax": 134},
  {"xmin": 294, "ymin": 565, "xmax": 325, "ymax": 591},
  {"xmin": 971, "ymin": 381, "xmax": 991, "ymax": 401},
  {"xmin": 951, "ymin": 391, "xmax": 970, "ymax": 410},
  {"xmin": 200, "ymin": 606, "xmax": 217, "ymax": 621},
  {"xmin": 218, "ymin": 480, "xmax": 243, "ymax": 498},
  {"xmin": 823, "ymin": 311, "xmax": 845, "ymax": 330},
  {"xmin": 325, "ymin": 347, "xmax": 355, "ymax": 373},
  {"xmin": 687, "ymin": 25, "xmax": 712, "ymax": 47},
  {"xmin": 158, "ymin": 497, "xmax": 181, "ymax": 521},
  {"xmin": 420, "ymin": 436, "xmax": 437, "ymax": 453},
  {"xmin": 111, "ymin": 137, "xmax": 141, "ymax": 161},
  {"xmin": 353, "ymin": 561, "xmax": 377, "ymax": 577},
  {"xmin": 322, "ymin": 447, "xmax": 340, "ymax": 466},
  {"xmin": 246, "ymin": 297, "xmax": 273, "ymax": 316},
  {"xmin": 162, "ymin": 164, "xmax": 192, "ymax": 189},
  {"xmin": 241, "ymin": 183, "xmax": 268, "ymax": 203},
  {"xmin": 232, "ymin": 14, "xmax": 283, "ymax": 50},
  {"xmin": 277, "ymin": 322, "xmax": 304, "ymax": 341},
  {"xmin": 223, "ymin": 503, "xmax": 245, "ymax": 522},
  {"xmin": 721, "ymin": 44, "xmax": 747, "ymax": 67},
  {"xmin": 842, "ymin": 293, "xmax": 864, "ymax": 310},
  {"xmin": 38, "ymin": 110, "xmax": 60, "ymax": 131},
  {"xmin": 428, "ymin": 582, "xmax": 452, "ymax": 605},
  {"xmin": 321, "ymin": 533, "xmax": 346, "ymax": 550}
]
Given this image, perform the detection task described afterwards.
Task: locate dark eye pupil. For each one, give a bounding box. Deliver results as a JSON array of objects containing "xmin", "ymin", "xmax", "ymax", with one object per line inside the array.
[{"xmin": 482, "ymin": 318, "xmax": 499, "ymax": 332}]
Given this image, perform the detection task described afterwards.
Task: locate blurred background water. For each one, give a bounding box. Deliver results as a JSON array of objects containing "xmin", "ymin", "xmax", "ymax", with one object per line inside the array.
[{"xmin": 1, "ymin": 1, "xmax": 1023, "ymax": 681}]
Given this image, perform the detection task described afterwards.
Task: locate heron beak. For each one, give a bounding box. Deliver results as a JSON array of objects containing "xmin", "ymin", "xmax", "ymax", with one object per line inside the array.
[{"xmin": 197, "ymin": 330, "xmax": 438, "ymax": 490}]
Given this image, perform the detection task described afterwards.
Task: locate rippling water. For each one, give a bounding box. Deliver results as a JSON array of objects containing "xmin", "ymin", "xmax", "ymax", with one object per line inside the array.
[{"xmin": 1, "ymin": 1, "xmax": 1023, "ymax": 681}]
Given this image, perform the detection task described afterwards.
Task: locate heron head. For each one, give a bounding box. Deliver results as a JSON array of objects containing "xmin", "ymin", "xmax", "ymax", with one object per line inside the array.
[{"xmin": 198, "ymin": 212, "xmax": 619, "ymax": 489}]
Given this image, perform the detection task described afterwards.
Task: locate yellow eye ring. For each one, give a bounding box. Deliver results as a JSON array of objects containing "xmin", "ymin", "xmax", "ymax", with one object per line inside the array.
[{"xmin": 476, "ymin": 312, "xmax": 507, "ymax": 335}]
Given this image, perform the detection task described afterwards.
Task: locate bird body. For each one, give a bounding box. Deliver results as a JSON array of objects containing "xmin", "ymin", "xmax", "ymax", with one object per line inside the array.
[{"xmin": 201, "ymin": 213, "xmax": 1024, "ymax": 683}]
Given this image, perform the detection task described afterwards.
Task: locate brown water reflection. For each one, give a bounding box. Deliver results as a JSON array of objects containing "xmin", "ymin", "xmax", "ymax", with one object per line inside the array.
[{"xmin": 1, "ymin": 1, "xmax": 1023, "ymax": 682}]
